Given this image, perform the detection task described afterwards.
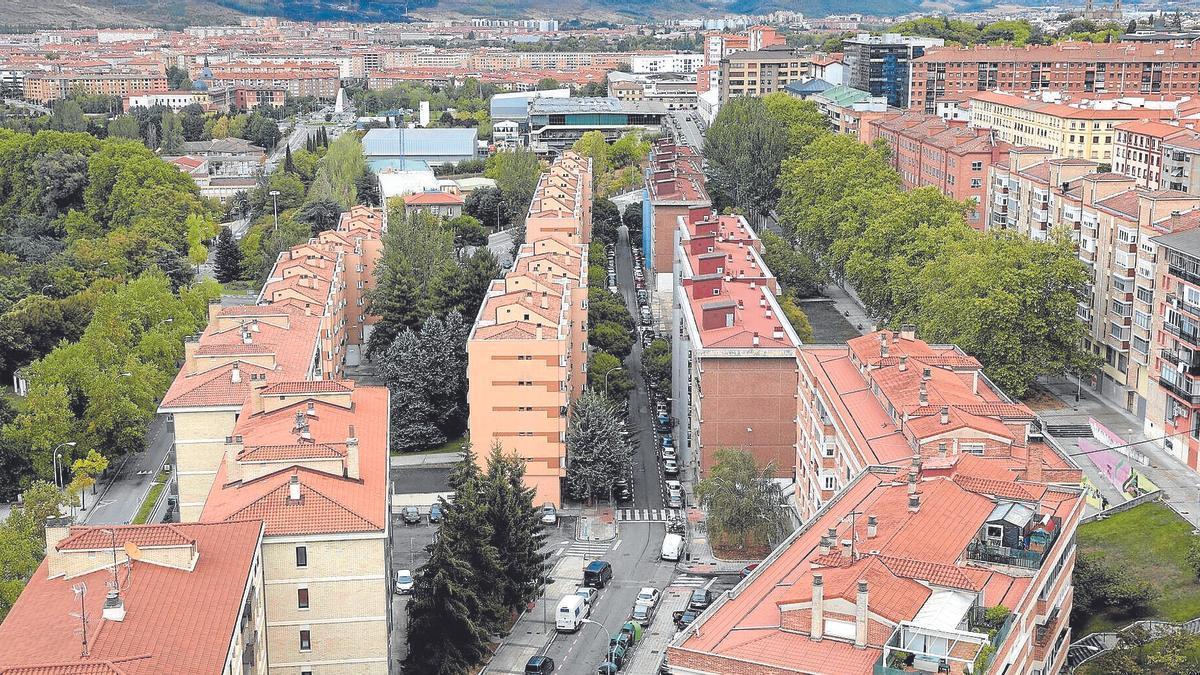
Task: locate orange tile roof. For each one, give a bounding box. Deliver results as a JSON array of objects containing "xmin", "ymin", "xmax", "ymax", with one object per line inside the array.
[
  {"xmin": 160, "ymin": 361, "xmax": 274, "ymax": 409},
  {"xmin": 0, "ymin": 521, "xmax": 262, "ymax": 675},
  {"xmin": 405, "ymin": 191, "xmax": 465, "ymax": 205},
  {"xmin": 56, "ymin": 524, "xmax": 194, "ymax": 551}
]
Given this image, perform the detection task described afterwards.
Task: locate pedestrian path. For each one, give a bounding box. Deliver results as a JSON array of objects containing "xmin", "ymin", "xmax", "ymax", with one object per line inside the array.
[
  {"xmin": 670, "ymin": 573, "xmax": 709, "ymax": 588},
  {"xmin": 615, "ymin": 508, "xmax": 684, "ymax": 522},
  {"xmin": 562, "ymin": 541, "xmax": 611, "ymax": 558}
]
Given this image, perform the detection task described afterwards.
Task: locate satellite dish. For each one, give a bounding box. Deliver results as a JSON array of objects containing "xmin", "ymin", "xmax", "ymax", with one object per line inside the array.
[{"xmin": 123, "ymin": 542, "xmax": 143, "ymax": 561}]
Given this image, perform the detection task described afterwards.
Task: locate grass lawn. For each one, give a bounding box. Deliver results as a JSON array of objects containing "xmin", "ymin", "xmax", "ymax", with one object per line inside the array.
[
  {"xmin": 391, "ymin": 435, "xmax": 469, "ymax": 456},
  {"xmin": 1077, "ymin": 501, "xmax": 1200, "ymax": 635},
  {"xmin": 132, "ymin": 469, "xmax": 169, "ymax": 525}
]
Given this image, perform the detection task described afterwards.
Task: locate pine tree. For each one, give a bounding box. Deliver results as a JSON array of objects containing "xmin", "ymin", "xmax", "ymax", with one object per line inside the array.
[
  {"xmin": 381, "ymin": 329, "xmax": 445, "ymax": 450},
  {"xmin": 284, "ymin": 144, "xmax": 296, "ymax": 174},
  {"xmin": 213, "ymin": 227, "xmax": 243, "ymax": 282},
  {"xmin": 442, "ymin": 448, "xmax": 507, "ymax": 632},
  {"xmin": 418, "ymin": 312, "xmax": 469, "ymax": 438},
  {"xmin": 566, "ymin": 391, "xmax": 631, "ymax": 501},
  {"xmin": 403, "ymin": 532, "xmax": 492, "ymax": 674},
  {"xmin": 484, "ymin": 444, "xmax": 549, "ymax": 612}
]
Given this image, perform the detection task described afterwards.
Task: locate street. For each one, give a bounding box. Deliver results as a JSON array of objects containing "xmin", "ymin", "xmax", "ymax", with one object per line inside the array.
[
  {"xmin": 668, "ymin": 110, "xmax": 705, "ymax": 151},
  {"xmin": 82, "ymin": 413, "xmax": 174, "ymax": 525}
]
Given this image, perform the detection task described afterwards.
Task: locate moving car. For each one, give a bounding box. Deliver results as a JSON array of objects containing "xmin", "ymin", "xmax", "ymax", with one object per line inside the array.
[
  {"xmin": 428, "ymin": 503, "xmax": 443, "ymax": 523},
  {"xmin": 556, "ymin": 595, "xmax": 587, "ymax": 632},
  {"xmin": 636, "ymin": 587, "xmax": 661, "ymax": 608},
  {"xmin": 661, "ymin": 533, "xmax": 685, "ymax": 561},
  {"xmin": 525, "ymin": 655, "xmax": 556, "ymax": 674},
  {"xmin": 689, "ymin": 588, "xmax": 714, "ymax": 610},
  {"xmin": 583, "ymin": 560, "xmax": 614, "ymax": 588},
  {"xmin": 575, "ymin": 586, "xmax": 598, "ymax": 609},
  {"xmin": 394, "ymin": 569, "xmax": 414, "ymax": 594},
  {"xmin": 540, "ymin": 502, "xmax": 558, "ymax": 525},
  {"xmin": 401, "ymin": 506, "xmax": 421, "ymax": 524}
]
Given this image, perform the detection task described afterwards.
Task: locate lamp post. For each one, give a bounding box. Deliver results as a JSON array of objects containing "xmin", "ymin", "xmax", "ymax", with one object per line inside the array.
[
  {"xmin": 603, "ymin": 366, "xmax": 624, "ymax": 399},
  {"xmin": 269, "ymin": 190, "xmax": 281, "ymax": 234},
  {"xmin": 52, "ymin": 441, "xmax": 77, "ymax": 490},
  {"xmin": 581, "ymin": 618, "xmax": 617, "ymax": 670},
  {"xmin": 40, "ymin": 283, "xmax": 54, "ymax": 295}
]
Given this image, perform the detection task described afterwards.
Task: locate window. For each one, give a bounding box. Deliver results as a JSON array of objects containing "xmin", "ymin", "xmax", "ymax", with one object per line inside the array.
[
  {"xmin": 970, "ymin": 178, "xmax": 983, "ymax": 188},
  {"xmin": 961, "ymin": 442, "xmax": 985, "ymax": 455},
  {"xmin": 295, "ymin": 545, "xmax": 308, "ymax": 568},
  {"xmin": 985, "ymin": 524, "xmax": 1004, "ymax": 545},
  {"xmin": 299, "ymin": 629, "xmax": 311, "ymax": 652},
  {"xmin": 971, "ymin": 160, "xmax": 983, "ymax": 171},
  {"xmin": 297, "ymin": 587, "xmax": 309, "ymax": 609},
  {"xmin": 821, "ymin": 474, "xmax": 837, "ymax": 491}
]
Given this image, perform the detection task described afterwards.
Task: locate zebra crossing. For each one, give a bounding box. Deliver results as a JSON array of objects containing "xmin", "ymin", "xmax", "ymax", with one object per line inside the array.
[
  {"xmin": 615, "ymin": 508, "xmax": 684, "ymax": 522},
  {"xmin": 671, "ymin": 574, "xmax": 708, "ymax": 588},
  {"xmin": 562, "ymin": 541, "xmax": 612, "ymax": 558}
]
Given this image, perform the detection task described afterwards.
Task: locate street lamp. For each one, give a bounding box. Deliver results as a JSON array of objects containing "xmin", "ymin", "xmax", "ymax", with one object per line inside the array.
[
  {"xmin": 40, "ymin": 283, "xmax": 54, "ymax": 295},
  {"xmin": 269, "ymin": 190, "xmax": 281, "ymax": 234},
  {"xmin": 52, "ymin": 441, "xmax": 77, "ymax": 490},
  {"xmin": 581, "ymin": 618, "xmax": 618, "ymax": 670},
  {"xmin": 603, "ymin": 366, "xmax": 625, "ymax": 398}
]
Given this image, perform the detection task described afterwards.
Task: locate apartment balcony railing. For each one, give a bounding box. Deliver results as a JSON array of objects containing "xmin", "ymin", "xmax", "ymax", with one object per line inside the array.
[
  {"xmin": 1167, "ymin": 293, "xmax": 1200, "ymax": 319},
  {"xmin": 1170, "ymin": 265, "xmax": 1200, "ymax": 288},
  {"xmin": 1165, "ymin": 320, "xmax": 1200, "ymax": 347},
  {"xmin": 1161, "ymin": 349, "xmax": 1200, "ymax": 375},
  {"xmin": 1159, "ymin": 374, "xmax": 1200, "ymax": 403}
]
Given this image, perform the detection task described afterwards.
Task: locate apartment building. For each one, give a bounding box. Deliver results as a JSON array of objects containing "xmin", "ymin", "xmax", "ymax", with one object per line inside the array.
[
  {"xmin": 986, "ymin": 148, "xmax": 1200, "ymax": 425},
  {"xmin": 867, "ymin": 112, "xmax": 1011, "ymax": 227},
  {"xmin": 1150, "ymin": 221, "xmax": 1200, "ymax": 471},
  {"xmin": 717, "ymin": 46, "xmax": 810, "ymax": 103},
  {"xmin": 668, "ymin": 457, "xmax": 1084, "ymax": 675},
  {"xmin": 200, "ymin": 380, "xmax": 391, "ymax": 675},
  {"xmin": 671, "ymin": 210, "xmax": 802, "ymax": 481},
  {"xmin": 467, "ymin": 152, "xmax": 591, "ymax": 506},
  {"xmin": 403, "ymin": 190, "xmax": 465, "ymax": 219},
  {"xmin": 1164, "ymin": 131, "xmax": 1200, "ymax": 194},
  {"xmin": 630, "ymin": 53, "xmax": 705, "ymax": 74},
  {"xmin": 809, "ymin": 85, "xmax": 889, "ymax": 141},
  {"xmin": 703, "ymin": 32, "xmax": 749, "ymax": 68},
  {"xmin": 526, "ymin": 97, "xmax": 667, "ymax": 155},
  {"xmin": 841, "ymin": 33, "xmax": 943, "ymax": 109},
  {"xmin": 123, "ymin": 89, "xmax": 210, "ymax": 111},
  {"xmin": 1113, "ymin": 119, "xmax": 1193, "ymax": 189},
  {"xmin": 911, "ymin": 41, "xmax": 1200, "ymax": 114},
  {"xmin": 643, "ymin": 140, "xmax": 710, "ymax": 289},
  {"xmin": 0, "ymin": 520, "xmax": 268, "ymax": 674},
  {"xmin": 318, "ymin": 205, "xmax": 387, "ymax": 359},
  {"xmin": 23, "ymin": 70, "xmax": 168, "ymax": 103},
  {"xmin": 179, "ymin": 137, "xmax": 267, "ymax": 177},
  {"xmin": 201, "ymin": 62, "xmax": 340, "ymax": 98},
  {"xmin": 968, "ymin": 91, "xmax": 1195, "ymax": 162},
  {"xmin": 796, "ymin": 328, "xmax": 1081, "ymax": 521}
]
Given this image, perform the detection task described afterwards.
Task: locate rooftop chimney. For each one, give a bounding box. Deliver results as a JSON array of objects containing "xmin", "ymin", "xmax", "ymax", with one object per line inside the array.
[
  {"xmin": 44, "ymin": 515, "xmax": 72, "ymax": 578},
  {"xmin": 907, "ymin": 472, "xmax": 917, "ymax": 495},
  {"xmin": 940, "ymin": 406, "xmax": 950, "ymax": 425},
  {"xmin": 880, "ymin": 333, "xmax": 889, "ymax": 358},
  {"xmin": 899, "ymin": 324, "xmax": 916, "ymax": 341},
  {"xmin": 345, "ymin": 425, "xmax": 360, "ymax": 479},
  {"xmin": 231, "ymin": 362, "xmax": 241, "ymax": 384},
  {"xmin": 854, "ymin": 581, "xmax": 869, "ymax": 648},
  {"xmin": 918, "ymin": 381, "xmax": 928, "ymax": 407},
  {"xmin": 898, "ymin": 355, "xmax": 908, "ymax": 372},
  {"xmin": 250, "ymin": 319, "xmax": 260, "ymax": 332},
  {"xmin": 810, "ymin": 574, "xmax": 824, "ymax": 640},
  {"xmin": 922, "ymin": 367, "xmax": 932, "ymax": 381},
  {"xmin": 288, "ymin": 474, "xmax": 301, "ymax": 503},
  {"xmin": 102, "ymin": 589, "xmax": 126, "ymax": 622},
  {"xmin": 818, "ymin": 535, "xmax": 831, "ymax": 555},
  {"xmin": 866, "ymin": 515, "xmax": 877, "ymax": 539},
  {"xmin": 827, "ymin": 527, "xmax": 838, "ymax": 540},
  {"xmin": 908, "ymin": 494, "xmax": 921, "ymax": 513},
  {"xmin": 841, "ymin": 538, "xmax": 853, "ymax": 558}
]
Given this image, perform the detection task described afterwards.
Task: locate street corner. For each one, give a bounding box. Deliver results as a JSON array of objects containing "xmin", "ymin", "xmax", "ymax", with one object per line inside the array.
[
  {"xmin": 685, "ymin": 506, "xmax": 703, "ymax": 522},
  {"xmin": 597, "ymin": 506, "xmax": 615, "ymax": 524}
]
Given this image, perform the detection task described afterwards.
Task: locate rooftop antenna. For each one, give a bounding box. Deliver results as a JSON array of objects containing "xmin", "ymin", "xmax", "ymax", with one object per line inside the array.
[
  {"xmin": 70, "ymin": 582, "xmax": 90, "ymax": 657},
  {"xmin": 101, "ymin": 529, "xmax": 120, "ymax": 595}
]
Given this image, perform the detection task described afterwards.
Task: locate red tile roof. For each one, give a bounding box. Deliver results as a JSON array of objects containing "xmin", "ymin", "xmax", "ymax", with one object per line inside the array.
[
  {"xmin": 56, "ymin": 524, "xmax": 194, "ymax": 551},
  {"xmin": 0, "ymin": 521, "xmax": 262, "ymax": 675},
  {"xmin": 404, "ymin": 190, "xmax": 465, "ymax": 206}
]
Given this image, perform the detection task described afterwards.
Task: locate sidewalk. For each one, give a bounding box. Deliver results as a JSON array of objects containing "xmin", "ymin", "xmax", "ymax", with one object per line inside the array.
[
  {"xmin": 577, "ymin": 506, "xmax": 618, "ymax": 541},
  {"xmin": 1037, "ymin": 379, "xmax": 1200, "ymax": 527},
  {"xmin": 389, "ymin": 451, "xmax": 464, "ymax": 467}
]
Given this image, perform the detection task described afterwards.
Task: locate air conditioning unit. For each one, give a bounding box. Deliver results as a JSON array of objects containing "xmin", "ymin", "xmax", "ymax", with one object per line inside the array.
[{"xmin": 1172, "ymin": 403, "xmax": 1188, "ymax": 419}]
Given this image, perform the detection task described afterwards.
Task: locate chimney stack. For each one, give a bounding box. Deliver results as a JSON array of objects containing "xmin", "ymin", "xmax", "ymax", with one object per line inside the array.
[
  {"xmin": 867, "ymin": 515, "xmax": 877, "ymax": 539},
  {"xmin": 940, "ymin": 406, "xmax": 950, "ymax": 425},
  {"xmin": 231, "ymin": 361, "xmax": 241, "ymax": 384},
  {"xmin": 827, "ymin": 527, "xmax": 838, "ymax": 541},
  {"xmin": 810, "ymin": 574, "xmax": 824, "ymax": 640},
  {"xmin": 908, "ymin": 494, "xmax": 921, "ymax": 513},
  {"xmin": 842, "ymin": 539, "xmax": 853, "ymax": 558},
  {"xmin": 288, "ymin": 474, "xmax": 302, "ymax": 503},
  {"xmin": 898, "ymin": 355, "xmax": 908, "ymax": 372},
  {"xmin": 922, "ymin": 367, "xmax": 931, "ymax": 381},
  {"xmin": 345, "ymin": 425, "xmax": 360, "ymax": 479},
  {"xmin": 102, "ymin": 589, "xmax": 126, "ymax": 622},
  {"xmin": 907, "ymin": 471, "xmax": 917, "ymax": 495},
  {"xmin": 818, "ymin": 535, "xmax": 831, "ymax": 555},
  {"xmin": 879, "ymin": 333, "xmax": 889, "ymax": 358},
  {"xmin": 918, "ymin": 381, "xmax": 928, "ymax": 407},
  {"xmin": 854, "ymin": 581, "xmax": 869, "ymax": 648},
  {"xmin": 899, "ymin": 324, "xmax": 916, "ymax": 341},
  {"xmin": 1027, "ymin": 441, "xmax": 1044, "ymax": 483}
]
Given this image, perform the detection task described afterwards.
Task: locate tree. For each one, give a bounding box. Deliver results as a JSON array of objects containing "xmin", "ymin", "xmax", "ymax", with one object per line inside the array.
[
  {"xmin": 591, "ymin": 321, "xmax": 633, "ymax": 359},
  {"xmin": 592, "ymin": 197, "xmax": 622, "ymax": 245},
  {"xmin": 245, "ymin": 113, "xmax": 281, "ymax": 150},
  {"xmin": 589, "ymin": 350, "xmax": 633, "ymax": 401},
  {"xmin": 1126, "ymin": 19, "xmax": 1138, "ymax": 34},
  {"xmin": 537, "ymin": 77, "xmax": 561, "ymax": 90},
  {"xmin": 566, "ymin": 391, "xmax": 630, "ymax": 501},
  {"xmin": 403, "ymin": 528, "xmax": 492, "ymax": 674},
  {"xmin": 572, "ymin": 130, "xmax": 611, "ymax": 176},
  {"xmin": 704, "ymin": 97, "xmax": 790, "ymax": 217},
  {"xmin": 180, "ymin": 103, "xmax": 206, "ymax": 142},
  {"xmin": 464, "ymin": 186, "xmax": 508, "ymax": 230},
  {"xmin": 283, "ymin": 144, "xmax": 296, "ymax": 175},
  {"xmin": 297, "ymin": 198, "xmax": 342, "ymax": 237},
  {"xmin": 609, "ymin": 132, "xmax": 651, "ymax": 169},
  {"xmin": 159, "ymin": 110, "xmax": 185, "ymax": 154},
  {"xmin": 381, "ymin": 328, "xmax": 445, "ymax": 450},
  {"xmin": 213, "ymin": 227, "xmax": 243, "ymax": 282},
  {"xmin": 760, "ymin": 230, "xmax": 822, "ymax": 298},
  {"xmin": 166, "ymin": 65, "xmax": 191, "ymax": 90},
  {"xmin": 485, "ymin": 150, "xmax": 542, "ymax": 225},
  {"xmin": 448, "ymin": 215, "xmax": 488, "ymax": 254},
  {"xmin": 368, "ymin": 210, "xmax": 457, "ymax": 354},
  {"xmin": 354, "ymin": 166, "xmax": 381, "ymax": 207},
  {"xmin": 761, "ymin": 92, "xmax": 827, "ymax": 153},
  {"xmin": 321, "ymin": 134, "xmax": 367, "ymax": 208},
  {"xmin": 0, "ymin": 481, "xmax": 68, "ymax": 621},
  {"xmin": 695, "ymin": 448, "xmax": 791, "ymax": 551},
  {"xmin": 1072, "ymin": 551, "xmax": 1157, "ymax": 628},
  {"xmin": 107, "ymin": 115, "xmax": 140, "ymax": 140},
  {"xmin": 482, "ymin": 445, "xmax": 549, "ymax": 612},
  {"xmin": 622, "ymin": 204, "xmax": 643, "ymax": 240},
  {"xmin": 779, "ymin": 293, "xmax": 814, "ymax": 343},
  {"xmin": 48, "ymin": 101, "xmax": 87, "ymax": 133},
  {"xmin": 640, "ymin": 338, "xmax": 670, "ymax": 394}
]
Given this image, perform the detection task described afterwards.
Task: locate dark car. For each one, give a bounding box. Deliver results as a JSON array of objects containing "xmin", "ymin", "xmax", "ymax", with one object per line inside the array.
[
  {"xmin": 740, "ymin": 563, "xmax": 760, "ymax": 578},
  {"xmin": 689, "ymin": 588, "xmax": 714, "ymax": 610},
  {"xmin": 614, "ymin": 479, "xmax": 633, "ymax": 503},
  {"xmin": 597, "ymin": 662, "xmax": 618, "ymax": 675},
  {"xmin": 673, "ymin": 609, "xmax": 699, "ymax": 629},
  {"xmin": 525, "ymin": 655, "xmax": 555, "ymax": 674},
  {"xmin": 428, "ymin": 503, "xmax": 444, "ymax": 523},
  {"xmin": 583, "ymin": 560, "xmax": 613, "ymax": 588},
  {"xmin": 401, "ymin": 506, "xmax": 421, "ymax": 524}
]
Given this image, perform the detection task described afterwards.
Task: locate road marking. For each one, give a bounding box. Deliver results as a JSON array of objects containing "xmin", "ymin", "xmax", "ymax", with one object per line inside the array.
[
  {"xmin": 612, "ymin": 539, "xmax": 622, "ymax": 551},
  {"xmin": 554, "ymin": 547, "xmax": 565, "ymax": 557}
]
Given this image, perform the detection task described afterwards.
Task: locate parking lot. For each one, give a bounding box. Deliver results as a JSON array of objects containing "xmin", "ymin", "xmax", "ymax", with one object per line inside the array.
[{"xmin": 389, "ymin": 511, "xmax": 438, "ymax": 667}]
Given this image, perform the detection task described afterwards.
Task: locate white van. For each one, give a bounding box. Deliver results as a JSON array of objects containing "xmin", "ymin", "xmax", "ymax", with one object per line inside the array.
[
  {"xmin": 661, "ymin": 533, "xmax": 685, "ymax": 561},
  {"xmin": 556, "ymin": 595, "xmax": 587, "ymax": 632}
]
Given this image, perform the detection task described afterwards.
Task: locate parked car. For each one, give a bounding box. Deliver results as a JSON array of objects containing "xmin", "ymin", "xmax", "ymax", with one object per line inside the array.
[
  {"xmin": 673, "ymin": 608, "xmax": 699, "ymax": 629},
  {"xmin": 557, "ymin": 595, "xmax": 588, "ymax": 632},
  {"xmin": 525, "ymin": 656, "xmax": 556, "ymax": 674},
  {"xmin": 614, "ymin": 479, "xmax": 633, "ymax": 503},
  {"xmin": 632, "ymin": 601, "xmax": 655, "ymax": 627},
  {"xmin": 689, "ymin": 588, "xmax": 714, "ymax": 611},
  {"xmin": 636, "ymin": 587, "xmax": 661, "ymax": 608},
  {"xmin": 663, "ymin": 459, "xmax": 679, "ymax": 475},
  {"xmin": 667, "ymin": 490, "xmax": 684, "ymax": 509},
  {"xmin": 575, "ymin": 586, "xmax": 598, "ymax": 609},
  {"xmin": 610, "ymin": 632, "xmax": 633, "ymax": 652},
  {"xmin": 661, "ymin": 447, "xmax": 677, "ymax": 462},
  {"xmin": 428, "ymin": 503, "xmax": 443, "ymax": 523},
  {"xmin": 401, "ymin": 506, "xmax": 421, "ymax": 524},
  {"xmin": 583, "ymin": 560, "xmax": 614, "ymax": 588},
  {"xmin": 541, "ymin": 502, "xmax": 558, "ymax": 525},
  {"xmin": 740, "ymin": 563, "xmax": 760, "ymax": 578},
  {"xmin": 661, "ymin": 434, "xmax": 674, "ymax": 448},
  {"xmin": 596, "ymin": 661, "xmax": 619, "ymax": 675},
  {"xmin": 394, "ymin": 569, "xmax": 414, "ymax": 594}
]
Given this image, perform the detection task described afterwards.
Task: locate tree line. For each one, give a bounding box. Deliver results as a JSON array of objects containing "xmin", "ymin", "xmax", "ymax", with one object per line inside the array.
[{"xmin": 704, "ymin": 95, "xmax": 1095, "ymax": 396}]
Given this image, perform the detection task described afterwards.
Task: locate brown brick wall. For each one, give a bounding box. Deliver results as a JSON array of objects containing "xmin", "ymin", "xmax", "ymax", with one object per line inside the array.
[{"xmin": 699, "ymin": 356, "xmax": 797, "ymax": 478}]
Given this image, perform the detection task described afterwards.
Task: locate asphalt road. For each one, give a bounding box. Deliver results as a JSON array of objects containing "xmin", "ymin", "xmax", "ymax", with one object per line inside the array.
[
  {"xmin": 669, "ymin": 110, "xmax": 705, "ymax": 152},
  {"xmin": 83, "ymin": 413, "xmax": 174, "ymax": 525}
]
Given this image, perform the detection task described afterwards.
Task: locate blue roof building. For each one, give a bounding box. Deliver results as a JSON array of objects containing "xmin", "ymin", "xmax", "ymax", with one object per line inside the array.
[{"xmin": 361, "ymin": 128, "xmax": 478, "ymax": 168}]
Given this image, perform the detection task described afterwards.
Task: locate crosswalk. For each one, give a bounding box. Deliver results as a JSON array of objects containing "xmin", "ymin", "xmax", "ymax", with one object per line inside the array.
[
  {"xmin": 671, "ymin": 574, "xmax": 708, "ymax": 588},
  {"xmin": 562, "ymin": 541, "xmax": 612, "ymax": 558},
  {"xmin": 615, "ymin": 508, "xmax": 684, "ymax": 522}
]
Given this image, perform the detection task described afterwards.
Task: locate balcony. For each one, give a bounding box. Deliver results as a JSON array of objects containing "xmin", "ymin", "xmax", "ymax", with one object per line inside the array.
[
  {"xmin": 1170, "ymin": 264, "xmax": 1200, "ymax": 287},
  {"xmin": 1168, "ymin": 293, "xmax": 1200, "ymax": 319},
  {"xmin": 1165, "ymin": 319, "xmax": 1200, "ymax": 347},
  {"xmin": 1162, "ymin": 348, "xmax": 1200, "ymax": 375},
  {"xmin": 1159, "ymin": 374, "xmax": 1200, "ymax": 403},
  {"xmin": 876, "ymin": 611, "xmax": 1015, "ymax": 675},
  {"xmin": 966, "ymin": 516, "xmax": 1061, "ymax": 570}
]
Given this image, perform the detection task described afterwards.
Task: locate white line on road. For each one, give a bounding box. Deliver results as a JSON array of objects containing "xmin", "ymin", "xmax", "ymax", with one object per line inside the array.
[
  {"xmin": 554, "ymin": 547, "xmax": 565, "ymax": 557},
  {"xmin": 612, "ymin": 539, "xmax": 622, "ymax": 551}
]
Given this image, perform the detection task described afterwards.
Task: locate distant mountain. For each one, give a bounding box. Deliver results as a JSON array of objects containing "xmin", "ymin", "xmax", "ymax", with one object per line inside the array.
[{"xmin": 0, "ymin": 0, "xmax": 244, "ymax": 29}]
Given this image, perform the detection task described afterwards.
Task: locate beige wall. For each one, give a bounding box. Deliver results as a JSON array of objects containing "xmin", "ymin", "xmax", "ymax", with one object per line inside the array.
[
  {"xmin": 262, "ymin": 536, "xmax": 389, "ymax": 674},
  {"xmin": 175, "ymin": 409, "xmax": 240, "ymax": 522}
]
